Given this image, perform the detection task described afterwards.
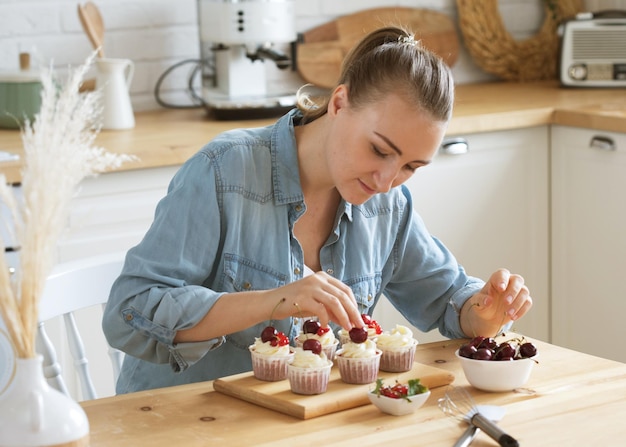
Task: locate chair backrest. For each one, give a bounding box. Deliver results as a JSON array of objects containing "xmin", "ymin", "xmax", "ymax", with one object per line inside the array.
[{"xmin": 37, "ymin": 252, "xmax": 125, "ymax": 401}]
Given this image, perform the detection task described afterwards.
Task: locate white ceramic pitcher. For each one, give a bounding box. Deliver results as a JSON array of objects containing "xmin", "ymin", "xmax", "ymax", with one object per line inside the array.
[{"xmin": 95, "ymin": 57, "xmax": 135, "ymax": 130}]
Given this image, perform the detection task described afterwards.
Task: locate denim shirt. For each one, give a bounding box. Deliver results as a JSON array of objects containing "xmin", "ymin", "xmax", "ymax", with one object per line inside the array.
[{"xmin": 103, "ymin": 109, "xmax": 484, "ymax": 394}]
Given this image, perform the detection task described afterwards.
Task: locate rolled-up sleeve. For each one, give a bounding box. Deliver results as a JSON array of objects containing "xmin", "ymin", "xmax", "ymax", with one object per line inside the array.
[
  {"xmin": 102, "ymin": 150, "xmax": 226, "ymax": 371},
  {"xmin": 383, "ymin": 186, "xmax": 486, "ymax": 340}
]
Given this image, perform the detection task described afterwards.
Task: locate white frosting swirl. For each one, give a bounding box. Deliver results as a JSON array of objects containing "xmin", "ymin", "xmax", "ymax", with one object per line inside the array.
[
  {"xmin": 290, "ymin": 347, "xmax": 331, "ymax": 368},
  {"xmin": 376, "ymin": 324, "xmax": 417, "ymax": 350},
  {"xmin": 338, "ymin": 339, "xmax": 378, "ymax": 358},
  {"xmin": 251, "ymin": 337, "xmax": 291, "ymax": 356}
]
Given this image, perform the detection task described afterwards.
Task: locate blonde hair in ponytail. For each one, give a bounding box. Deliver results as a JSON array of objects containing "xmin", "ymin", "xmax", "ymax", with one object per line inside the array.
[{"xmin": 297, "ymin": 26, "xmax": 454, "ymax": 125}]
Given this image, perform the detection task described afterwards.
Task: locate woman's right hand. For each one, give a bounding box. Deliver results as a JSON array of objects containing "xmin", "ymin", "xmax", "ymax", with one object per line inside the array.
[{"xmin": 268, "ymin": 271, "xmax": 365, "ymax": 330}]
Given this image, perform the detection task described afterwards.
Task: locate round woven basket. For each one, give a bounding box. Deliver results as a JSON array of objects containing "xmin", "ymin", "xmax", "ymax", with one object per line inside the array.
[{"xmin": 456, "ymin": 0, "xmax": 583, "ymax": 81}]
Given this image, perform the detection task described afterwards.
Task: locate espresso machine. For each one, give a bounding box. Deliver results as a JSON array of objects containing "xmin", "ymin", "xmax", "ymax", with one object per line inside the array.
[{"xmin": 197, "ymin": 0, "xmax": 297, "ymax": 119}]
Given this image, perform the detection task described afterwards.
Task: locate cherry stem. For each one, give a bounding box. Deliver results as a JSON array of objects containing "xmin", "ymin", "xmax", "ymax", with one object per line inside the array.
[{"xmin": 269, "ymin": 297, "xmax": 286, "ymax": 325}]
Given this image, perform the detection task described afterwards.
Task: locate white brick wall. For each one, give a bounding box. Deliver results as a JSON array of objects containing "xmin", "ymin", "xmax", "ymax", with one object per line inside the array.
[{"xmin": 0, "ymin": 0, "xmax": 619, "ymax": 112}]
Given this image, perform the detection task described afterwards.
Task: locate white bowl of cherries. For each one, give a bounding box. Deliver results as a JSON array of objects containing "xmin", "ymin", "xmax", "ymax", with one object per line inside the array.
[{"xmin": 456, "ymin": 335, "xmax": 538, "ymax": 392}]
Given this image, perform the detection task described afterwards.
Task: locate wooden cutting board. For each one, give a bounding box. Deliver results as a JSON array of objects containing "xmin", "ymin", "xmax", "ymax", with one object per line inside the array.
[
  {"xmin": 213, "ymin": 361, "xmax": 454, "ymax": 420},
  {"xmin": 296, "ymin": 7, "xmax": 460, "ymax": 89}
]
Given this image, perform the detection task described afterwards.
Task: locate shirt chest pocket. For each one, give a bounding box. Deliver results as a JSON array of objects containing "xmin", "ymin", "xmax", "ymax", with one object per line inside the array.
[
  {"xmin": 222, "ymin": 253, "xmax": 288, "ymax": 292},
  {"xmin": 222, "ymin": 254, "xmax": 290, "ymax": 350}
]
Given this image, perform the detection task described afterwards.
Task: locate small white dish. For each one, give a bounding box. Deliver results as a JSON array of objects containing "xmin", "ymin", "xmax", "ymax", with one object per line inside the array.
[{"xmin": 367, "ymin": 389, "xmax": 431, "ymax": 416}]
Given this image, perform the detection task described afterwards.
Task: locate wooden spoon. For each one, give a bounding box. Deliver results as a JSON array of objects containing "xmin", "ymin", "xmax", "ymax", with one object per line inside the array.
[{"xmin": 78, "ymin": 2, "xmax": 105, "ymax": 58}]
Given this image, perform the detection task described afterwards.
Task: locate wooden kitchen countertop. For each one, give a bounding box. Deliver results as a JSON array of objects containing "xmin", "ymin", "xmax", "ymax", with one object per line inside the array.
[
  {"xmin": 80, "ymin": 336, "xmax": 626, "ymax": 446},
  {"xmin": 1, "ymin": 80, "xmax": 625, "ymax": 184}
]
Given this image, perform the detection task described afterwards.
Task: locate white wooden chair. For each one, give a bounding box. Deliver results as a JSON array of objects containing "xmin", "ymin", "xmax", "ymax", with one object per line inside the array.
[{"xmin": 37, "ymin": 252, "xmax": 125, "ymax": 401}]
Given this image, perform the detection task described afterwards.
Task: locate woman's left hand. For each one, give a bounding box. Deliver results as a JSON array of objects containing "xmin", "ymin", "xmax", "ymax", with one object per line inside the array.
[{"xmin": 461, "ymin": 268, "xmax": 533, "ymax": 337}]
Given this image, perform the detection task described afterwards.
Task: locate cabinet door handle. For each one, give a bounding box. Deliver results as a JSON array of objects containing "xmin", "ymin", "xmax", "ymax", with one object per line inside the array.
[
  {"xmin": 440, "ymin": 137, "xmax": 469, "ymax": 155},
  {"xmin": 589, "ymin": 135, "xmax": 616, "ymax": 151}
]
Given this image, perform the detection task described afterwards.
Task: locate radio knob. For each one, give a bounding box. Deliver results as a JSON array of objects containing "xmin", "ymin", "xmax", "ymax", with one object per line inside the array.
[{"xmin": 568, "ymin": 64, "xmax": 587, "ymax": 81}]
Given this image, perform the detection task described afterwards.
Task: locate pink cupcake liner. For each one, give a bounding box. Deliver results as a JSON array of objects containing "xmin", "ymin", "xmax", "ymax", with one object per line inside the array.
[
  {"xmin": 288, "ymin": 363, "xmax": 333, "ymax": 395},
  {"xmin": 379, "ymin": 343, "xmax": 417, "ymax": 372},
  {"xmin": 249, "ymin": 347, "xmax": 294, "ymax": 382},
  {"xmin": 335, "ymin": 349, "xmax": 382, "ymax": 384}
]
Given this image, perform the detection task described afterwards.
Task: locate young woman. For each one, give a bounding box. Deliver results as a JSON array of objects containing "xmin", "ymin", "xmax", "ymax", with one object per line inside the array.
[{"xmin": 103, "ymin": 27, "xmax": 532, "ymax": 393}]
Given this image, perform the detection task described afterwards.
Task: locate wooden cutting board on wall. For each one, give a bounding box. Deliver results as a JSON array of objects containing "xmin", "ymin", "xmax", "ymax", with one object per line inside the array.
[{"xmin": 296, "ymin": 7, "xmax": 461, "ymax": 89}]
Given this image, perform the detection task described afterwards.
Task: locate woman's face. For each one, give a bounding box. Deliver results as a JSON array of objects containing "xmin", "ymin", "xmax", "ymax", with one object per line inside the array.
[{"xmin": 325, "ymin": 86, "xmax": 447, "ymax": 205}]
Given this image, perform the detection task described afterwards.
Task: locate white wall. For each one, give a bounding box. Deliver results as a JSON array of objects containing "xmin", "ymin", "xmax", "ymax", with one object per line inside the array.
[{"xmin": 0, "ymin": 0, "xmax": 575, "ymax": 112}]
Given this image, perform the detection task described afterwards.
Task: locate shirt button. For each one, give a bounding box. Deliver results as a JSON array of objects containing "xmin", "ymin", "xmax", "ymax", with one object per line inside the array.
[
  {"xmin": 125, "ymin": 314, "xmax": 133, "ymax": 321},
  {"xmin": 243, "ymin": 282, "xmax": 252, "ymax": 290},
  {"xmin": 295, "ymin": 204, "xmax": 303, "ymax": 212},
  {"xmin": 294, "ymin": 267, "xmax": 301, "ymax": 275},
  {"xmin": 326, "ymin": 268, "xmax": 333, "ymax": 275}
]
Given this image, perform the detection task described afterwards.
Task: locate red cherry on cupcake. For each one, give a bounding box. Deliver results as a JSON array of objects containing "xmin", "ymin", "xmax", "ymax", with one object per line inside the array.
[
  {"xmin": 261, "ymin": 326, "xmax": 277, "ymax": 343},
  {"xmin": 302, "ymin": 338, "xmax": 322, "ymax": 355},
  {"xmin": 361, "ymin": 313, "xmax": 382, "ymax": 335},
  {"xmin": 303, "ymin": 319, "xmax": 321, "ymax": 335},
  {"xmin": 349, "ymin": 327, "xmax": 368, "ymax": 343},
  {"xmin": 261, "ymin": 298, "xmax": 290, "ymax": 345},
  {"xmin": 316, "ymin": 326, "xmax": 330, "ymax": 336},
  {"xmin": 271, "ymin": 331, "xmax": 290, "ymax": 347}
]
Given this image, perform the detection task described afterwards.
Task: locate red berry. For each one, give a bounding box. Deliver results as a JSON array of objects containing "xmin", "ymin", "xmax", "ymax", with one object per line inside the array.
[
  {"xmin": 473, "ymin": 348, "xmax": 493, "ymax": 361},
  {"xmin": 495, "ymin": 343, "xmax": 516, "ymax": 360},
  {"xmin": 302, "ymin": 339, "xmax": 322, "ymax": 355},
  {"xmin": 349, "ymin": 327, "xmax": 368, "ymax": 343},
  {"xmin": 478, "ymin": 337, "xmax": 498, "ymax": 350},
  {"xmin": 468, "ymin": 336, "xmax": 485, "ymax": 348},
  {"xmin": 361, "ymin": 314, "xmax": 372, "ymax": 324},
  {"xmin": 459, "ymin": 344, "xmax": 477, "ymax": 359},
  {"xmin": 303, "ymin": 319, "xmax": 321, "ymax": 335},
  {"xmin": 261, "ymin": 326, "xmax": 277, "ymax": 343},
  {"xmin": 317, "ymin": 326, "xmax": 330, "ymax": 336},
  {"xmin": 519, "ymin": 342, "xmax": 537, "ymax": 358}
]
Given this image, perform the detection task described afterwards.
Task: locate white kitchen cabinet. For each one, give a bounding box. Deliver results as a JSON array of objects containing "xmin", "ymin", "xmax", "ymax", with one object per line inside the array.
[
  {"xmin": 57, "ymin": 166, "xmax": 179, "ymax": 263},
  {"xmin": 374, "ymin": 126, "xmax": 550, "ymax": 344},
  {"xmin": 551, "ymin": 125, "xmax": 626, "ymax": 363}
]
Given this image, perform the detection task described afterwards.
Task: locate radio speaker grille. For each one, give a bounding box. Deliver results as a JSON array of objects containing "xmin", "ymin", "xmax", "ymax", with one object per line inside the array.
[{"xmin": 572, "ymin": 29, "xmax": 626, "ymax": 59}]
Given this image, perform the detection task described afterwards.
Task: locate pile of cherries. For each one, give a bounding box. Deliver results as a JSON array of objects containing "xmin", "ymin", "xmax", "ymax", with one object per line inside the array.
[{"xmin": 458, "ymin": 335, "xmax": 538, "ymax": 361}]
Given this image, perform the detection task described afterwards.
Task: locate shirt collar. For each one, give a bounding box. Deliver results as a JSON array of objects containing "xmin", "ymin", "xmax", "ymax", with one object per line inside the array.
[{"xmin": 271, "ymin": 109, "xmax": 353, "ymax": 222}]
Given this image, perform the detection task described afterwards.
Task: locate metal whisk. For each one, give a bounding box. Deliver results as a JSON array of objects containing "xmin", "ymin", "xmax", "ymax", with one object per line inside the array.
[{"xmin": 438, "ymin": 386, "xmax": 519, "ymax": 447}]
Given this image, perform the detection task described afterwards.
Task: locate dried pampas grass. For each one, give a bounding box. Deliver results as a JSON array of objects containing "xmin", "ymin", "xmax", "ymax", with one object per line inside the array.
[{"xmin": 0, "ymin": 53, "xmax": 135, "ymax": 358}]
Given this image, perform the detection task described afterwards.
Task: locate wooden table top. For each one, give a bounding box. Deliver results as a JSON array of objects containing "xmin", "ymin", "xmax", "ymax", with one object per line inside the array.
[
  {"xmin": 1, "ymin": 80, "xmax": 625, "ymax": 184},
  {"xmin": 80, "ymin": 336, "xmax": 626, "ymax": 446}
]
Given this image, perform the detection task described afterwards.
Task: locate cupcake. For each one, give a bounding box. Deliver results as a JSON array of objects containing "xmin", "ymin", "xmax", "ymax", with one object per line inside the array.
[
  {"xmin": 295, "ymin": 319, "xmax": 339, "ymax": 360},
  {"xmin": 288, "ymin": 346, "xmax": 333, "ymax": 395},
  {"xmin": 376, "ymin": 324, "xmax": 418, "ymax": 372},
  {"xmin": 249, "ymin": 334, "xmax": 294, "ymax": 382},
  {"xmin": 338, "ymin": 313, "xmax": 382, "ymax": 345},
  {"xmin": 335, "ymin": 338, "xmax": 382, "ymax": 384}
]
